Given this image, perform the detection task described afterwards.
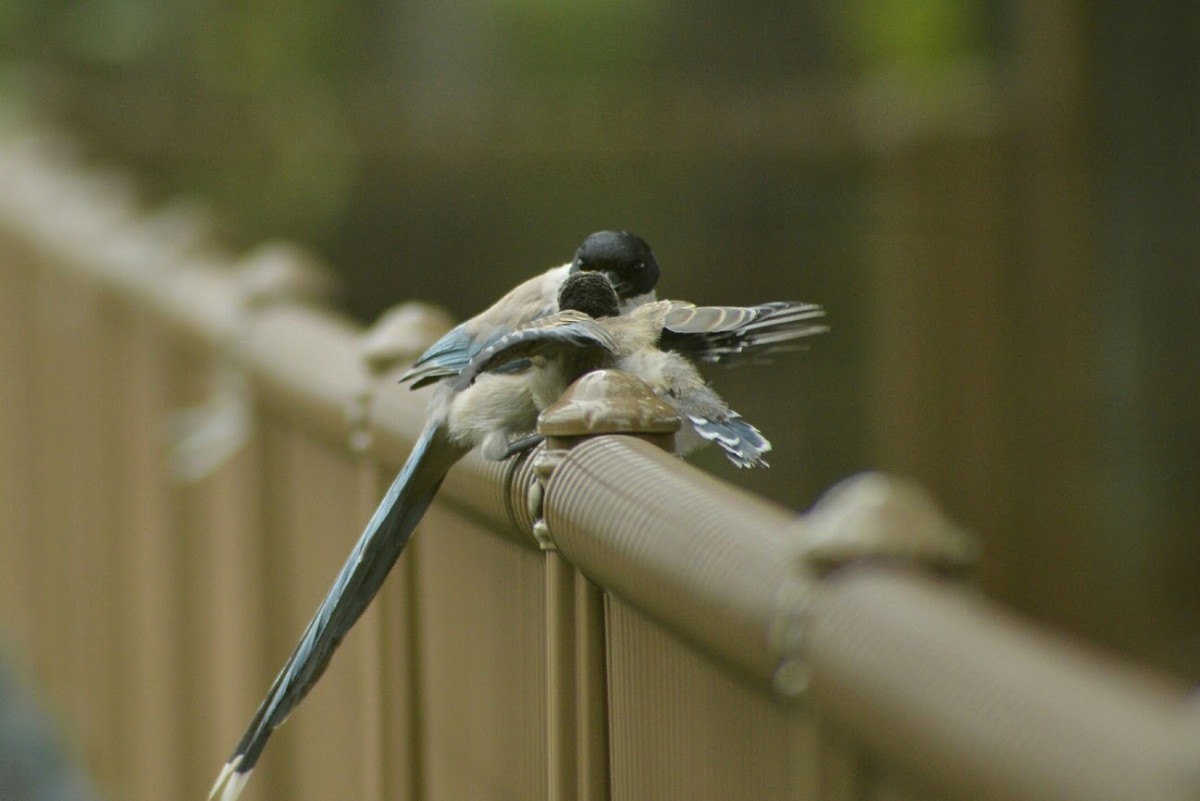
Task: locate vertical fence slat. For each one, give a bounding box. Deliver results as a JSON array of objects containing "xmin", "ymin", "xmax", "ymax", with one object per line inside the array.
[
  {"xmin": 114, "ymin": 307, "xmax": 186, "ymax": 801},
  {"xmin": 544, "ymin": 550, "xmax": 576, "ymax": 801},
  {"xmin": 28, "ymin": 265, "xmax": 73, "ymax": 728},
  {"xmin": 156, "ymin": 342, "xmax": 273, "ymax": 801},
  {"xmin": 253, "ymin": 417, "xmax": 302, "ymax": 801},
  {"xmin": 356, "ymin": 460, "xmax": 388, "ymax": 801},
  {"xmin": 269, "ymin": 425, "xmax": 374, "ymax": 801},
  {"xmin": 418, "ymin": 505, "xmax": 547, "ymax": 801},
  {"xmin": 93, "ymin": 305, "xmax": 153, "ymax": 800},
  {"xmin": 198, "ymin": 431, "xmax": 270, "ymax": 801},
  {"xmin": 574, "ymin": 573, "xmax": 609, "ymax": 801},
  {"xmin": 605, "ymin": 595, "xmax": 812, "ymax": 801},
  {"xmin": 170, "ymin": 342, "xmax": 225, "ymax": 800},
  {"xmin": 0, "ymin": 242, "xmax": 39, "ymax": 670},
  {"xmin": 81, "ymin": 298, "xmax": 123, "ymax": 791},
  {"xmin": 373, "ymin": 463, "xmax": 424, "ymax": 801},
  {"xmin": 817, "ymin": 721, "xmax": 868, "ymax": 801},
  {"xmin": 27, "ymin": 268, "xmax": 127, "ymax": 789}
]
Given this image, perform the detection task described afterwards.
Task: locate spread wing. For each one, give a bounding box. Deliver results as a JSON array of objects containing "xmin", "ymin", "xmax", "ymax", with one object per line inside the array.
[
  {"xmin": 661, "ymin": 301, "xmax": 828, "ymax": 366},
  {"xmin": 454, "ymin": 311, "xmax": 618, "ymax": 389},
  {"xmin": 399, "ymin": 322, "xmax": 473, "ymax": 389},
  {"xmin": 399, "ymin": 264, "xmax": 570, "ymax": 389}
]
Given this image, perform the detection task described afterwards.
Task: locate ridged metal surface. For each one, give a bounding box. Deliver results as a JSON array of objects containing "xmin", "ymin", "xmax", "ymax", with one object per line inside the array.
[
  {"xmin": 605, "ymin": 595, "xmax": 817, "ymax": 801},
  {"xmin": 545, "ymin": 435, "xmax": 798, "ymax": 687},
  {"xmin": 417, "ymin": 506, "xmax": 549, "ymax": 801},
  {"xmin": 440, "ymin": 449, "xmax": 529, "ymax": 547},
  {"xmin": 262, "ymin": 423, "xmax": 377, "ymax": 801}
]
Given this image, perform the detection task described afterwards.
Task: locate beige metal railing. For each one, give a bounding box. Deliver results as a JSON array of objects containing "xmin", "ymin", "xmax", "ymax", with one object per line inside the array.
[{"xmin": 0, "ymin": 131, "xmax": 1197, "ymax": 801}]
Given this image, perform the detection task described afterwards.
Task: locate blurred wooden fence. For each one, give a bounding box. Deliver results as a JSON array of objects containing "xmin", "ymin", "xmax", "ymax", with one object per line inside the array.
[{"xmin": 0, "ymin": 131, "xmax": 1197, "ymax": 801}]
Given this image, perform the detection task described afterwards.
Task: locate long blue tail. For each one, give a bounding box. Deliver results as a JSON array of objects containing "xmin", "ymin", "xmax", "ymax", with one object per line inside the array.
[{"xmin": 211, "ymin": 420, "xmax": 465, "ymax": 800}]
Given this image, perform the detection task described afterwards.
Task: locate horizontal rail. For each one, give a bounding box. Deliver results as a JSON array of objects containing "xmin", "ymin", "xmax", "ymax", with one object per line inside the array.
[
  {"xmin": 810, "ymin": 567, "xmax": 1200, "ymax": 801},
  {"xmin": 545, "ymin": 436, "xmax": 800, "ymax": 687}
]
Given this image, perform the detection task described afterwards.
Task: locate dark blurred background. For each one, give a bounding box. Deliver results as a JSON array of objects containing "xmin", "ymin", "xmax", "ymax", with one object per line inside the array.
[{"xmin": 1, "ymin": 0, "xmax": 1196, "ymax": 680}]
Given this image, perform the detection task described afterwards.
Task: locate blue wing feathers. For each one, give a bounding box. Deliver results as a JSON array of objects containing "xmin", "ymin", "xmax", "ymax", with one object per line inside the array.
[{"xmin": 400, "ymin": 324, "xmax": 474, "ymax": 388}]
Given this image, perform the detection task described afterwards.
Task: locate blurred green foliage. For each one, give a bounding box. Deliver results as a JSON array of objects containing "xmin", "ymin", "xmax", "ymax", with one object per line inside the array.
[
  {"xmin": 0, "ymin": 0, "xmax": 990, "ymax": 259},
  {"xmin": 844, "ymin": 0, "xmax": 986, "ymax": 71},
  {"xmin": 493, "ymin": 0, "xmax": 666, "ymax": 83}
]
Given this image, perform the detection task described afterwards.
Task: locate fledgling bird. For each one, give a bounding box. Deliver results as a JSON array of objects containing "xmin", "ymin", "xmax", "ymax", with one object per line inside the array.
[
  {"xmin": 209, "ymin": 231, "xmax": 662, "ymax": 801},
  {"xmin": 460, "ymin": 271, "xmax": 827, "ymax": 467}
]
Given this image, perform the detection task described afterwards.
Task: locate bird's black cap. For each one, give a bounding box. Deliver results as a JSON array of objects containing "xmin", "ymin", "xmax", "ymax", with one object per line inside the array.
[{"xmin": 570, "ymin": 231, "xmax": 659, "ymax": 299}]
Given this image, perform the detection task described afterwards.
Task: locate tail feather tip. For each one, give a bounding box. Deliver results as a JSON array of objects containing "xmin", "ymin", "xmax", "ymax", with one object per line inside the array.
[{"xmin": 210, "ymin": 756, "xmax": 253, "ymax": 801}]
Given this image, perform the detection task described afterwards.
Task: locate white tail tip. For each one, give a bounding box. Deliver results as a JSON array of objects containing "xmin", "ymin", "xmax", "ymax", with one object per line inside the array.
[
  {"xmin": 209, "ymin": 756, "xmax": 253, "ymax": 801},
  {"xmin": 220, "ymin": 769, "xmax": 253, "ymax": 801}
]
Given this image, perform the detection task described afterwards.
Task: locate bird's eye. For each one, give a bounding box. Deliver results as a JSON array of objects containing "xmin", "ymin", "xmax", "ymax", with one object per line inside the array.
[{"xmin": 633, "ymin": 261, "xmax": 644, "ymax": 272}]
